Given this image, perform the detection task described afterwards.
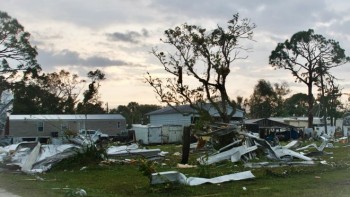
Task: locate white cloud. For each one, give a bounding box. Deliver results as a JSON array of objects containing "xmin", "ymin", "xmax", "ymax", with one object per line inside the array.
[{"xmin": 1, "ymin": 0, "xmax": 350, "ymax": 107}]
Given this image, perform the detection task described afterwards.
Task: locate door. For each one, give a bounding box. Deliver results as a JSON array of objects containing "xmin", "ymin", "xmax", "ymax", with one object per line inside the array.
[{"xmin": 148, "ymin": 127, "xmax": 162, "ymax": 144}]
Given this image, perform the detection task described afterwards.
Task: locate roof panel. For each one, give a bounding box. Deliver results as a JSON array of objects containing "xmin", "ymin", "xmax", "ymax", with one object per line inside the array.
[
  {"xmin": 9, "ymin": 114, "xmax": 125, "ymax": 120},
  {"xmin": 146, "ymin": 104, "xmax": 244, "ymax": 118}
]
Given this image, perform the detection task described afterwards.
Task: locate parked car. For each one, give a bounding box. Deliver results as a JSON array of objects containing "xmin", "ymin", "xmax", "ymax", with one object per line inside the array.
[{"xmin": 79, "ymin": 129, "xmax": 109, "ymax": 139}]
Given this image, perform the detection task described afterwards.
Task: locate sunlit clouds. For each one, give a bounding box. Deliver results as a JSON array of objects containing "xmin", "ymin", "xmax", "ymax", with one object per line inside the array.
[{"xmin": 2, "ymin": 0, "xmax": 350, "ymax": 107}]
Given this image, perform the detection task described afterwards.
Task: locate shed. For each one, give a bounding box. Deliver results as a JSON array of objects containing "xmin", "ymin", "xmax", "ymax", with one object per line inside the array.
[
  {"xmin": 132, "ymin": 124, "xmax": 162, "ymax": 145},
  {"xmin": 7, "ymin": 114, "xmax": 126, "ymax": 140},
  {"xmin": 161, "ymin": 125, "xmax": 183, "ymax": 143},
  {"xmin": 131, "ymin": 124, "xmax": 183, "ymax": 145}
]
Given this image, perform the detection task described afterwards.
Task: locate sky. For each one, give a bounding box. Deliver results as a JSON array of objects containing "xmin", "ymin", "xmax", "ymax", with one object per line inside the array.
[{"xmin": 2, "ymin": 0, "xmax": 350, "ymax": 109}]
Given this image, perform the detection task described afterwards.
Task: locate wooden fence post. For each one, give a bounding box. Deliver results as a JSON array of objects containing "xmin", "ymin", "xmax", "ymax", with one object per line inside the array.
[{"xmin": 181, "ymin": 126, "xmax": 191, "ymax": 164}]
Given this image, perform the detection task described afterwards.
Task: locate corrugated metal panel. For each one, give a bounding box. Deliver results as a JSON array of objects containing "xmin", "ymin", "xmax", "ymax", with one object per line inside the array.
[
  {"xmin": 9, "ymin": 114, "xmax": 125, "ymax": 120},
  {"xmin": 146, "ymin": 105, "xmax": 195, "ymax": 115}
]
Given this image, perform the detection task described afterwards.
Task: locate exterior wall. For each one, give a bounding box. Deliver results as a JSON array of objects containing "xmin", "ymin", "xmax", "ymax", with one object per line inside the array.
[
  {"xmin": 150, "ymin": 113, "xmax": 192, "ymax": 126},
  {"xmin": 84, "ymin": 119, "xmax": 126, "ymax": 135},
  {"xmin": 9, "ymin": 119, "xmax": 126, "ymax": 137},
  {"xmin": 285, "ymin": 120, "xmax": 308, "ymax": 128},
  {"xmin": 9, "ymin": 120, "xmax": 57, "ymax": 137}
]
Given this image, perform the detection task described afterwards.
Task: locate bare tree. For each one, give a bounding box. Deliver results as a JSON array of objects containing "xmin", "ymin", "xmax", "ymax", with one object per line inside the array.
[{"xmin": 146, "ymin": 13, "xmax": 256, "ymax": 123}]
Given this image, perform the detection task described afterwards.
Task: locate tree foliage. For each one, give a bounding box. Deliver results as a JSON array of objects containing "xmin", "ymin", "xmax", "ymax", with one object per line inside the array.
[
  {"xmin": 12, "ymin": 81, "xmax": 62, "ymax": 114},
  {"xmin": 146, "ymin": 13, "xmax": 256, "ymax": 123},
  {"xmin": 0, "ymin": 11, "xmax": 41, "ymax": 94},
  {"xmin": 12, "ymin": 69, "xmax": 105, "ymax": 114},
  {"xmin": 110, "ymin": 102, "xmax": 161, "ymax": 128},
  {"xmin": 284, "ymin": 93, "xmax": 309, "ymax": 117},
  {"xmin": 315, "ymin": 75, "xmax": 343, "ymax": 126},
  {"xmin": 38, "ymin": 70, "xmax": 85, "ymax": 113},
  {"xmin": 248, "ymin": 79, "xmax": 276, "ymax": 118},
  {"xmin": 77, "ymin": 69, "xmax": 106, "ymax": 114},
  {"xmin": 248, "ymin": 80, "xmax": 290, "ymax": 118},
  {"xmin": 269, "ymin": 29, "xmax": 349, "ymax": 127}
]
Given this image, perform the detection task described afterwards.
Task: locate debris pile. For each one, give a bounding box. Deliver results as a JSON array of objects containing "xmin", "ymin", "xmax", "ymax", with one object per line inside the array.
[
  {"xmin": 150, "ymin": 124, "xmax": 341, "ymax": 186},
  {"xmin": 0, "ymin": 138, "xmax": 165, "ymax": 173},
  {"xmin": 0, "ymin": 123, "xmax": 347, "ymax": 188}
]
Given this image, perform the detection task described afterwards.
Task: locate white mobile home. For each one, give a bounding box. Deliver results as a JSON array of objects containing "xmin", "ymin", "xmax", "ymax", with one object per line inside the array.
[
  {"xmin": 6, "ymin": 114, "xmax": 126, "ymax": 141},
  {"xmin": 146, "ymin": 104, "xmax": 244, "ymax": 127}
]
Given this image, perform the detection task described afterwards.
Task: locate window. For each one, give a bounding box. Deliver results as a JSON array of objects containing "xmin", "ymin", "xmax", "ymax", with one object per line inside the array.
[
  {"xmin": 117, "ymin": 122, "xmax": 120, "ymax": 128},
  {"xmin": 37, "ymin": 122, "xmax": 44, "ymax": 132}
]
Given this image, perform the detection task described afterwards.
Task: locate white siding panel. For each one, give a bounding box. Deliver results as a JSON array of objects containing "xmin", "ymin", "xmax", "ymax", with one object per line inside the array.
[{"xmin": 150, "ymin": 114, "xmax": 192, "ymax": 126}]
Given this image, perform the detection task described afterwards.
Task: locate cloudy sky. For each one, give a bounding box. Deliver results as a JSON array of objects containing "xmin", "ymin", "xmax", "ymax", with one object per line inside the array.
[{"xmin": 2, "ymin": 0, "xmax": 350, "ymax": 108}]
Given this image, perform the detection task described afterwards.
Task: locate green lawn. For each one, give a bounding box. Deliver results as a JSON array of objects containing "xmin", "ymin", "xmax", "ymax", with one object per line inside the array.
[{"xmin": 0, "ymin": 143, "xmax": 350, "ymax": 197}]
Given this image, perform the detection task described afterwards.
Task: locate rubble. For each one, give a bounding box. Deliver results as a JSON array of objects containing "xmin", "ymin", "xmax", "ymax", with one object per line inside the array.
[
  {"xmin": 244, "ymin": 161, "xmax": 316, "ymax": 168},
  {"xmin": 0, "ymin": 141, "xmax": 164, "ymax": 173},
  {"xmin": 296, "ymin": 136, "xmax": 328, "ymax": 152},
  {"xmin": 0, "ymin": 142, "xmax": 81, "ymax": 173},
  {"xmin": 197, "ymin": 131, "xmax": 313, "ymax": 165},
  {"xmin": 197, "ymin": 143, "xmax": 257, "ymax": 165},
  {"xmin": 0, "ymin": 122, "xmax": 344, "ymax": 183}
]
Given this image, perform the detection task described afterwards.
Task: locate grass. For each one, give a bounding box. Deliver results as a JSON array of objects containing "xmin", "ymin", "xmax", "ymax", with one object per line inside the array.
[{"xmin": 0, "ymin": 142, "xmax": 350, "ymax": 197}]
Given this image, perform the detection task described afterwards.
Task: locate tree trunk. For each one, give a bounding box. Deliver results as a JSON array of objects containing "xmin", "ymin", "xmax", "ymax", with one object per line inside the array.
[
  {"xmin": 181, "ymin": 126, "xmax": 191, "ymax": 164},
  {"xmin": 307, "ymin": 84, "xmax": 314, "ymax": 128}
]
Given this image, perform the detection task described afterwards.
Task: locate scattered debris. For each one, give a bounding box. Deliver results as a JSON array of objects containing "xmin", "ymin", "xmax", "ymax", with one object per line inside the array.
[
  {"xmin": 80, "ymin": 166, "xmax": 87, "ymax": 171},
  {"xmin": 75, "ymin": 188, "xmax": 87, "ymax": 196},
  {"xmin": 151, "ymin": 170, "xmax": 255, "ymax": 186},
  {"xmin": 107, "ymin": 144, "xmax": 164, "ymax": 158},
  {"xmin": 197, "ymin": 131, "xmax": 315, "ymax": 165},
  {"xmin": 197, "ymin": 143, "xmax": 257, "ymax": 165},
  {"xmin": 337, "ymin": 137, "xmax": 348, "ymax": 144},
  {"xmin": 0, "ymin": 121, "xmax": 345, "ymax": 180},
  {"xmin": 296, "ymin": 136, "xmax": 328, "ymax": 152},
  {"xmin": 244, "ymin": 161, "xmax": 315, "ymax": 168},
  {"xmin": 176, "ymin": 163, "xmax": 197, "ymax": 168},
  {"xmin": 0, "ymin": 140, "xmax": 167, "ymax": 174}
]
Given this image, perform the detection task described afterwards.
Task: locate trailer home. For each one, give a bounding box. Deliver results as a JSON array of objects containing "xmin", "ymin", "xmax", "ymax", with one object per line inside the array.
[{"xmin": 6, "ymin": 114, "xmax": 126, "ymax": 142}]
